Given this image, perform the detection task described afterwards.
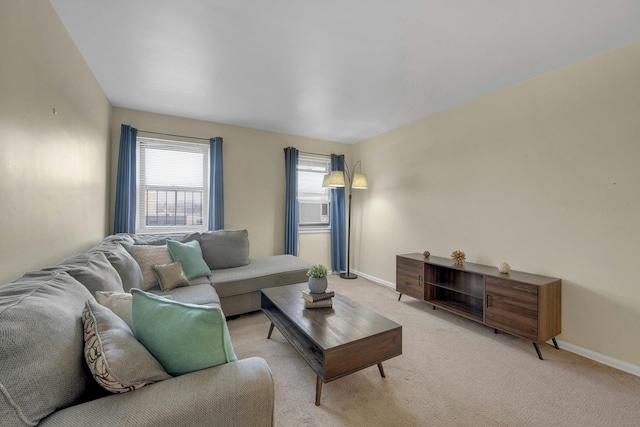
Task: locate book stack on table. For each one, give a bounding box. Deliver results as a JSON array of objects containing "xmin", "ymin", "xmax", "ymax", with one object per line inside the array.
[{"xmin": 302, "ymin": 289, "xmax": 334, "ymax": 309}]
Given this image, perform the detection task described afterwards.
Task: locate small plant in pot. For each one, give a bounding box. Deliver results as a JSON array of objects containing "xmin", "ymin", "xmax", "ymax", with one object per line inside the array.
[{"xmin": 306, "ymin": 264, "xmax": 328, "ymax": 294}]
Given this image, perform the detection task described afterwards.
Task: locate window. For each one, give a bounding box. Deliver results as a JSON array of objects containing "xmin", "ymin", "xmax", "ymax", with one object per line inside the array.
[
  {"xmin": 136, "ymin": 137, "xmax": 209, "ymax": 233},
  {"xmin": 297, "ymin": 156, "xmax": 331, "ymax": 232}
]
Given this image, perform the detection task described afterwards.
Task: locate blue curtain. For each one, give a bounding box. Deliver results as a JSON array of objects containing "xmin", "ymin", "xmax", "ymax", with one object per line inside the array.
[
  {"xmin": 330, "ymin": 154, "xmax": 346, "ymax": 272},
  {"xmin": 209, "ymin": 137, "xmax": 224, "ymax": 230},
  {"xmin": 284, "ymin": 147, "xmax": 299, "ymax": 255},
  {"xmin": 114, "ymin": 124, "xmax": 137, "ymax": 233}
]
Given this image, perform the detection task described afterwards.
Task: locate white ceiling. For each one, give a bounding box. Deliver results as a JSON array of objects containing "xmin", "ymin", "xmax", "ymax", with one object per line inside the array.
[{"xmin": 50, "ymin": 0, "xmax": 640, "ymax": 143}]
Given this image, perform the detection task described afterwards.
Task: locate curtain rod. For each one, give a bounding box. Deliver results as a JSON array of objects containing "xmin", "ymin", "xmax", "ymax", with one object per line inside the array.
[
  {"xmin": 137, "ymin": 129, "xmax": 210, "ymax": 141},
  {"xmin": 299, "ymin": 150, "xmax": 333, "ymax": 157}
]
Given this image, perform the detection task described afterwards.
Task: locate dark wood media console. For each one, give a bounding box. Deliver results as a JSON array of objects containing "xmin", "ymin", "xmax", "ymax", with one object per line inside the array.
[{"xmin": 397, "ymin": 253, "xmax": 561, "ymax": 359}]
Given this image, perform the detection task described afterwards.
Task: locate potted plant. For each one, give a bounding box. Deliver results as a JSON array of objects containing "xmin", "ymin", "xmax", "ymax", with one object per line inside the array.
[{"xmin": 306, "ymin": 264, "xmax": 328, "ymax": 294}]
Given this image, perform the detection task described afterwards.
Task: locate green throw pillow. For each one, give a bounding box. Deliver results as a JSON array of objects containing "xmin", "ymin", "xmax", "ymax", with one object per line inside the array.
[
  {"xmin": 166, "ymin": 240, "xmax": 211, "ymax": 280},
  {"xmin": 131, "ymin": 289, "xmax": 237, "ymax": 375}
]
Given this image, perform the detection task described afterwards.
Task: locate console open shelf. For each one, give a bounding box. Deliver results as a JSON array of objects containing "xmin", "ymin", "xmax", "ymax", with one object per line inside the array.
[{"xmin": 396, "ymin": 253, "xmax": 561, "ymax": 359}]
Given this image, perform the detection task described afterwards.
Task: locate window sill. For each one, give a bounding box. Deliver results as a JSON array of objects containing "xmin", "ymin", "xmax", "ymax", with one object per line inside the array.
[{"xmin": 298, "ymin": 228, "xmax": 331, "ymax": 235}]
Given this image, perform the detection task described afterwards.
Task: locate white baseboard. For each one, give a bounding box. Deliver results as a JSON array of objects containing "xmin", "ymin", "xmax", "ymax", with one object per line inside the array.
[
  {"xmin": 351, "ymin": 269, "xmax": 640, "ymax": 378},
  {"xmin": 552, "ymin": 340, "xmax": 640, "ymax": 377},
  {"xmin": 351, "ymin": 269, "xmax": 396, "ymax": 289}
]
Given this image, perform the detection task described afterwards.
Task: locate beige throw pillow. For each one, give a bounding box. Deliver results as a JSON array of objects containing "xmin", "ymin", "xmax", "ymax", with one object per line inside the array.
[
  {"xmin": 95, "ymin": 291, "xmax": 135, "ymax": 331},
  {"xmin": 127, "ymin": 245, "xmax": 173, "ymax": 290},
  {"xmin": 95, "ymin": 291, "xmax": 173, "ymax": 332}
]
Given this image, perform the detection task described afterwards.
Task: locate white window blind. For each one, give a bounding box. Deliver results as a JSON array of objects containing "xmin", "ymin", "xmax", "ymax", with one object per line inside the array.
[
  {"xmin": 136, "ymin": 137, "xmax": 209, "ymax": 233},
  {"xmin": 297, "ymin": 156, "xmax": 331, "ymax": 231}
]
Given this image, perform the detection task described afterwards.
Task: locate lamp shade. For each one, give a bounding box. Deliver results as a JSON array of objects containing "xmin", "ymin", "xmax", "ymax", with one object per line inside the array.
[
  {"xmin": 328, "ymin": 171, "xmax": 345, "ymax": 187},
  {"xmin": 321, "ymin": 174, "xmax": 330, "ymax": 188},
  {"xmin": 351, "ymin": 173, "xmax": 368, "ymax": 189}
]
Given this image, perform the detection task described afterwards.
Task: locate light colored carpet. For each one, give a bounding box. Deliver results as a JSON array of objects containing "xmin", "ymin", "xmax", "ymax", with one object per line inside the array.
[{"xmin": 227, "ymin": 275, "xmax": 640, "ymax": 426}]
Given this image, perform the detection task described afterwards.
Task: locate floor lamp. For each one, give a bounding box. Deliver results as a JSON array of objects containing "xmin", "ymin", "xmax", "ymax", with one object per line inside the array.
[{"xmin": 324, "ymin": 161, "xmax": 368, "ymax": 279}]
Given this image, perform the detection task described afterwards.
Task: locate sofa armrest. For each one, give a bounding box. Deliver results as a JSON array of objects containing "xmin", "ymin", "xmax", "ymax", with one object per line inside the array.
[{"xmin": 39, "ymin": 357, "xmax": 274, "ymax": 427}]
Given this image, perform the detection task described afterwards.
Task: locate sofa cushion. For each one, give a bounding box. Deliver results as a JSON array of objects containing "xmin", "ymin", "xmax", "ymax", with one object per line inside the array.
[
  {"xmin": 199, "ymin": 229, "xmax": 250, "ymax": 269},
  {"xmin": 166, "ymin": 240, "xmax": 211, "ymax": 280},
  {"xmin": 127, "ymin": 245, "xmax": 173, "ymax": 290},
  {"xmin": 95, "ymin": 291, "xmax": 173, "ymax": 332},
  {"xmin": 148, "ymin": 283, "xmax": 220, "ymax": 306},
  {"xmin": 101, "ymin": 243, "xmax": 144, "ymax": 292},
  {"xmin": 153, "ymin": 260, "xmax": 190, "ymax": 292},
  {"xmin": 188, "ymin": 275, "xmax": 212, "ymax": 286},
  {"xmin": 0, "ymin": 271, "xmax": 96, "ymax": 426},
  {"xmin": 65, "ymin": 251, "xmax": 125, "ymax": 296},
  {"xmin": 82, "ymin": 300, "xmax": 171, "ymax": 393},
  {"xmin": 131, "ymin": 290, "xmax": 237, "ymax": 376},
  {"xmin": 210, "ymin": 255, "xmax": 312, "ymax": 298}
]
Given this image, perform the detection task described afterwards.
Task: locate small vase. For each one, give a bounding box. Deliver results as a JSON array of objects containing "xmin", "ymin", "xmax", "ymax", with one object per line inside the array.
[{"xmin": 308, "ymin": 277, "xmax": 328, "ymax": 294}]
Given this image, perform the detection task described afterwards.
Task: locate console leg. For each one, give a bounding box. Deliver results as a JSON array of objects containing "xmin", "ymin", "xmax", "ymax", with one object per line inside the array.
[
  {"xmin": 315, "ymin": 376, "xmax": 323, "ymax": 406},
  {"xmin": 533, "ymin": 342, "xmax": 543, "ymax": 360},
  {"xmin": 377, "ymin": 363, "xmax": 386, "ymax": 378},
  {"xmin": 267, "ymin": 322, "xmax": 274, "ymax": 339},
  {"xmin": 552, "ymin": 337, "xmax": 559, "ymax": 350},
  {"xmin": 398, "ymin": 293, "xmax": 402, "ymax": 301}
]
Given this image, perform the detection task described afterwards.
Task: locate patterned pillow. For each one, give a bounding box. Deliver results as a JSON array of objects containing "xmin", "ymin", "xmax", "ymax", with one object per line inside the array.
[
  {"xmin": 82, "ymin": 300, "xmax": 171, "ymax": 393},
  {"xmin": 153, "ymin": 260, "xmax": 190, "ymax": 292},
  {"xmin": 127, "ymin": 245, "xmax": 173, "ymax": 290}
]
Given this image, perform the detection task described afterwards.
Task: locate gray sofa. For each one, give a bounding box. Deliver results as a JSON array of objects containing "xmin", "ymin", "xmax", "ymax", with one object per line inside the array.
[
  {"xmin": 0, "ymin": 230, "xmax": 312, "ymax": 426},
  {"xmin": 112, "ymin": 229, "xmax": 312, "ymax": 316}
]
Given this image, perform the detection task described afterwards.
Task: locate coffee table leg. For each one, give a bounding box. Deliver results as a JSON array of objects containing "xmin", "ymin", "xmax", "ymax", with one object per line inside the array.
[
  {"xmin": 315, "ymin": 376, "xmax": 323, "ymax": 406},
  {"xmin": 377, "ymin": 363, "xmax": 386, "ymax": 378},
  {"xmin": 267, "ymin": 322, "xmax": 275, "ymax": 339}
]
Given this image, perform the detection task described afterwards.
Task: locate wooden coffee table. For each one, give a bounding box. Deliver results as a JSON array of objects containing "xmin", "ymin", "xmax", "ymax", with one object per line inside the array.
[{"xmin": 261, "ymin": 283, "xmax": 402, "ymax": 405}]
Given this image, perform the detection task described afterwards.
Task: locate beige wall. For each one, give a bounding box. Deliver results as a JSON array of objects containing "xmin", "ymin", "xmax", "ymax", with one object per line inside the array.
[
  {"xmin": 110, "ymin": 108, "xmax": 347, "ymax": 265},
  {"xmin": 351, "ymin": 41, "xmax": 640, "ymax": 367},
  {"xmin": 5, "ymin": 0, "xmax": 637, "ymax": 370},
  {"xmin": 0, "ymin": 1, "xmax": 111, "ymax": 284}
]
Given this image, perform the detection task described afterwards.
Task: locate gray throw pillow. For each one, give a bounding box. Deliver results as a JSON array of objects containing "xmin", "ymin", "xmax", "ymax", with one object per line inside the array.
[
  {"xmin": 82, "ymin": 300, "xmax": 171, "ymax": 393},
  {"xmin": 67, "ymin": 251, "xmax": 125, "ymax": 296},
  {"xmin": 199, "ymin": 229, "xmax": 250, "ymax": 269},
  {"xmin": 102, "ymin": 243, "xmax": 144, "ymax": 291}
]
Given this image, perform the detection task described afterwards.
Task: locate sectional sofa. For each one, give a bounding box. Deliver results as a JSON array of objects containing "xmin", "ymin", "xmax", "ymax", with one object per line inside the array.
[{"xmin": 0, "ymin": 229, "xmax": 312, "ymax": 426}]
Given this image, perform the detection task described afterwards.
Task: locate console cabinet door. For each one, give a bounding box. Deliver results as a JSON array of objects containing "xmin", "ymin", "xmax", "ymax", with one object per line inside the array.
[
  {"xmin": 485, "ymin": 277, "xmax": 538, "ymax": 341},
  {"xmin": 396, "ymin": 256, "xmax": 424, "ymax": 300}
]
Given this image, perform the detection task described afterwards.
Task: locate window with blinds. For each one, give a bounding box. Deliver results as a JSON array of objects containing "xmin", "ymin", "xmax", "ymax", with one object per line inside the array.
[
  {"xmin": 136, "ymin": 137, "xmax": 209, "ymax": 233},
  {"xmin": 297, "ymin": 156, "xmax": 331, "ymax": 231}
]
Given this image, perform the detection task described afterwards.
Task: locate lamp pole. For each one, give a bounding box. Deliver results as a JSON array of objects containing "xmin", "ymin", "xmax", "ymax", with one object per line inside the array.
[
  {"xmin": 324, "ymin": 161, "xmax": 367, "ymax": 280},
  {"xmin": 340, "ymin": 191, "xmax": 357, "ymax": 279}
]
